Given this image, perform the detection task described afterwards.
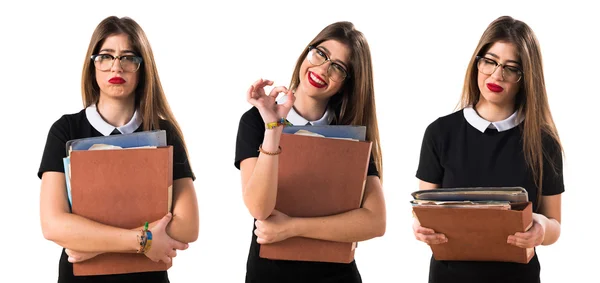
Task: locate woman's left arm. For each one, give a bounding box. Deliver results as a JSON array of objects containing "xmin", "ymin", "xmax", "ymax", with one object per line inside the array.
[
  {"xmin": 255, "ymin": 175, "xmax": 385, "ymax": 244},
  {"xmin": 507, "ymin": 194, "xmax": 561, "ymax": 248},
  {"xmin": 535, "ymin": 194, "xmax": 561, "ymax": 245},
  {"xmin": 167, "ymin": 177, "xmax": 199, "ymax": 243}
]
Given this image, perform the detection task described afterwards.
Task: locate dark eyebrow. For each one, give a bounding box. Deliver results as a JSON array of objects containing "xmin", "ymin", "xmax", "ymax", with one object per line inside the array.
[
  {"xmin": 99, "ymin": 48, "xmax": 137, "ymax": 55},
  {"xmin": 485, "ymin": 52, "xmax": 521, "ymax": 66},
  {"xmin": 317, "ymin": 46, "xmax": 349, "ymax": 70}
]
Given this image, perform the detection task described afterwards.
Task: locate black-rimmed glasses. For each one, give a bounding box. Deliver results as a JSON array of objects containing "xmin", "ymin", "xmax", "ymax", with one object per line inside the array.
[
  {"xmin": 476, "ymin": 56, "xmax": 523, "ymax": 83},
  {"xmin": 307, "ymin": 46, "xmax": 349, "ymax": 82},
  {"xmin": 91, "ymin": 54, "xmax": 143, "ymax": 72}
]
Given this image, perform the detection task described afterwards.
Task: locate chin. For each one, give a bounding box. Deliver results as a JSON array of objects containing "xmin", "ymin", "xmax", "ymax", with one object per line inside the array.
[
  {"xmin": 103, "ymin": 91, "xmax": 135, "ymax": 100},
  {"xmin": 481, "ymin": 92, "xmax": 511, "ymax": 106}
]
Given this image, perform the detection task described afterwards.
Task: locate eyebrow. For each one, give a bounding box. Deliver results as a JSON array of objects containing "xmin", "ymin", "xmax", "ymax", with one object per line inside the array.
[
  {"xmin": 317, "ymin": 46, "xmax": 349, "ymax": 70},
  {"xmin": 485, "ymin": 52, "xmax": 521, "ymax": 66},
  {"xmin": 99, "ymin": 48, "xmax": 137, "ymax": 55}
]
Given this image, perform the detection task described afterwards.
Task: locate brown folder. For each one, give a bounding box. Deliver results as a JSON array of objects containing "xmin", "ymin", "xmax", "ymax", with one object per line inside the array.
[
  {"xmin": 412, "ymin": 202, "xmax": 534, "ymax": 264},
  {"xmin": 259, "ymin": 133, "xmax": 372, "ymax": 263},
  {"xmin": 69, "ymin": 146, "xmax": 173, "ymax": 276}
]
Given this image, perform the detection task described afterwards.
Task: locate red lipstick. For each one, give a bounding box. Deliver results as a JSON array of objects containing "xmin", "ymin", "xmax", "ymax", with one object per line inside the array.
[
  {"xmin": 486, "ymin": 83, "xmax": 503, "ymax": 93},
  {"xmin": 307, "ymin": 71, "xmax": 327, "ymax": 89},
  {"xmin": 109, "ymin": 77, "xmax": 126, "ymax": 84}
]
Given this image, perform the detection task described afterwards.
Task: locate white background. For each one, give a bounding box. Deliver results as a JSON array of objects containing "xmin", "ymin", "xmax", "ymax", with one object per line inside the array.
[{"xmin": 0, "ymin": 0, "xmax": 597, "ymax": 282}]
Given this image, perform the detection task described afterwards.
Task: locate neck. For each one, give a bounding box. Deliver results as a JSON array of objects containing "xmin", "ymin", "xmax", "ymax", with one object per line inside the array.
[
  {"xmin": 96, "ymin": 96, "xmax": 136, "ymax": 127},
  {"xmin": 293, "ymin": 90, "xmax": 329, "ymax": 121},
  {"xmin": 474, "ymin": 99, "xmax": 515, "ymax": 122}
]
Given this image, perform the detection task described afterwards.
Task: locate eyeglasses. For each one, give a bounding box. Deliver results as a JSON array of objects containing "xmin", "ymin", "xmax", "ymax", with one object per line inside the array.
[
  {"xmin": 476, "ymin": 56, "xmax": 523, "ymax": 83},
  {"xmin": 91, "ymin": 54, "xmax": 143, "ymax": 72},
  {"xmin": 307, "ymin": 46, "xmax": 349, "ymax": 82}
]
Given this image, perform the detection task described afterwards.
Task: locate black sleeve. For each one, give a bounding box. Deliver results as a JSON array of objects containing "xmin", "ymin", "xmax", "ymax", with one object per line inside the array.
[
  {"xmin": 541, "ymin": 135, "xmax": 564, "ymax": 196},
  {"xmin": 38, "ymin": 116, "xmax": 70, "ymax": 179},
  {"xmin": 162, "ymin": 121, "xmax": 195, "ymax": 181},
  {"xmin": 416, "ymin": 119, "xmax": 444, "ymax": 184},
  {"xmin": 367, "ymin": 154, "xmax": 379, "ymax": 177},
  {"xmin": 234, "ymin": 107, "xmax": 265, "ymax": 169}
]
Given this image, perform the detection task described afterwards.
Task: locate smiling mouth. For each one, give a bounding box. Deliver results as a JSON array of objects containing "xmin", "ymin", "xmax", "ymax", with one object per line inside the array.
[{"xmin": 308, "ymin": 71, "xmax": 327, "ymax": 88}]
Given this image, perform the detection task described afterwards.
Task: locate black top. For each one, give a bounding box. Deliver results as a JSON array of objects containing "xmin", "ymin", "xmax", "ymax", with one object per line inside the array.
[
  {"xmin": 416, "ymin": 110, "xmax": 564, "ymax": 283},
  {"xmin": 234, "ymin": 107, "xmax": 379, "ymax": 283},
  {"xmin": 38, "ymin": 109, "xmax": 195, "ymax": 283}
]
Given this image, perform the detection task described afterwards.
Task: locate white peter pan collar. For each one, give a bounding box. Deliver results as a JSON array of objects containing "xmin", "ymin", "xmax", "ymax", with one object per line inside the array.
[
  {"xmin": 85, "ymin": 104, "xmax": 142, "ymax": 136},
  {"xmin": 463, "ymin": 106, "xmax": 523, "ymax": 133},
  {"xmin": 277, "ymin": 94, "xmax": 333, "ymax": 126}
]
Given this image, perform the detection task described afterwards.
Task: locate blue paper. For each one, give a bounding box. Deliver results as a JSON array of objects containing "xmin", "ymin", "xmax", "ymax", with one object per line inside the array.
[{"xmin": 282, "ymin": 125, "xmax": 366, "ymax": 141}]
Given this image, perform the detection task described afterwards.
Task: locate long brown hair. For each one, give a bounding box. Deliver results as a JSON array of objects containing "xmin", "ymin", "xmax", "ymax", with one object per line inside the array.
[
  {"xmin": 289, "ymin": 21, "xmax": 383, "ymax": 180},
  {"xmin": 81, "ymin": 16, "xmax": 190, "ymax": 160},
  {"xmin": 459, "ymin": 16, "xmax": 562, "ymax": 207}
]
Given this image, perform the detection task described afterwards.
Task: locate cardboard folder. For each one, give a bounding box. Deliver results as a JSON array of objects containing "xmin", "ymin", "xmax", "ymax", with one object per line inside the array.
[
  {"xmin": 412, "ymin": 202, "xmax": 534, "ymax": 264},
  {"xmin": 258, "ymin": 133, "xmax": 372, "ymax": 263},
  {"xmin": 69, "ymin": 146, "xmax": 173, "ymax": 276}
]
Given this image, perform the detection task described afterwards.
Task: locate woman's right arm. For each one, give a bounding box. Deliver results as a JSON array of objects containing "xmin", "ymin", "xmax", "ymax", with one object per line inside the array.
[
  {"xmin": 240, "ymin": 78, "xmax": 295, "ymax": 220},
  {"xmin": 40, "ymin": 172, "xmax": 186, "ymax": 258},
  {"xmin": 413, "ymin": 120, "xmax": 447, "ymax": 245},
  {"xmin": 412, "ymin": 180, "xmax": 447, "ymax": 245},
  {"xmin": 240, "ymin": 127, "xmax": 284, "ymax": 220}
]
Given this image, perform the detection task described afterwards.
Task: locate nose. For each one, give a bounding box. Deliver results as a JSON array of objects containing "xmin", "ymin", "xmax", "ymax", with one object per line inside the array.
[
  {"xmin": 490, "ymin": 65, "xmax": 504, "ymax": 81},
  {"xmin": 314, "ymin": 60, "xmax": 331, "ymax": 78},
  {"xmin": 110, "ymin": 57, "xmax": 124, "ymax": 72}
]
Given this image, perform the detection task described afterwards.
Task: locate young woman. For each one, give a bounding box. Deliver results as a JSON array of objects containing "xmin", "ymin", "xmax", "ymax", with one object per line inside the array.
[
  {"xmin": 414, "ymin": 16, "xmax": 564, "ymax": 283},
  {"xmin": 234, "ymin": 21, "xmax": 386, "ymax": 283},
  {"xmin": 38, "ymin": 16, "xmax": 199, "ymax": 283}
]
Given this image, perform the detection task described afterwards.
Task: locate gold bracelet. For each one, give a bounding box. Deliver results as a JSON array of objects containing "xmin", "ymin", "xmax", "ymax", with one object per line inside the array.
[{"xmin": 258, "ymin": 144, "xmax": 282, "ymax": 155}]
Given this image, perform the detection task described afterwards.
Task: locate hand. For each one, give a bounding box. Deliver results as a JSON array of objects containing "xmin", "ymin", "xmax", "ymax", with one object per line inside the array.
[
  {"xmin": 255, "ymin": 210, "xmax": 295, "ymax": 244},
  {"xmin": 65, "ymin": 249, "xmax": 101, "ymax": 263},
  {"xmin": 413, "ymin": 218, "xmax": 447, "ymax": 245},
  {"xmin": 246, "ymin": 78, "xmax": 296, "ymax": 124},
  {"xmin": 143, "ymin": 213, "xmax": 188, "ymax": 264},
  {"xmin": 507, "ymin": 214, "xmax": 546, "ymax": 248}
]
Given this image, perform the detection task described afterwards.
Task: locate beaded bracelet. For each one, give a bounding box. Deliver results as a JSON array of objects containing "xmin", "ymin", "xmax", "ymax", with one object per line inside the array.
[
  {"xmin": 265, "ymin": 117, "xmax": 293, "ymax": 129},
  {"xmin": 258, "ymin": 144, "xmax": 282, "ymax": 155},
  {"xmin": 137, "ymin": 230, "xmax": 147, "ymax": 253}
]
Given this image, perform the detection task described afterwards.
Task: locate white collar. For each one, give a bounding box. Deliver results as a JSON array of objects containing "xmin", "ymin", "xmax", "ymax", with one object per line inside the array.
[
  {"xmin": 463, "ymin": 106, "xmax": 523, "ymax": 133},
  {"xmin": 277, "ymin": 94, "xmax": 333, "ymax": 126},
  {"xmin": 85, "ymin": 104, "xmax": 142, "ymax": 136}
]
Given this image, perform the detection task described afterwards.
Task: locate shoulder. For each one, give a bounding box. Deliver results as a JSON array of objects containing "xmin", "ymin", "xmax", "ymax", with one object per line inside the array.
[
  {"xmin": 240, "ymin": 107, "xmax": 263, "ymax": 124},
  {"xmin": 158, "ymin": 119, "xmax": 175, "ymax": 132},
  {"xmin": 238, "ymin": 106, "xmax": 264, "ymax": 134},
  {"xmin": 423, "ymin": 110, "xmax": 464, "ymax": 138},
  {"xmin": 48, "ymin": 109, "xmax": 87, "ymax": 137},
  {"xmin": 157, "ymin": 119, "xmax": 184, "ymax": 145},
  {"xmin": 435, "ymin": 110, "xmax": 464, "ymax": 128},
  {"xmin": 541, "ymin": 130, "xmax": 562, "ymax": 158}
]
